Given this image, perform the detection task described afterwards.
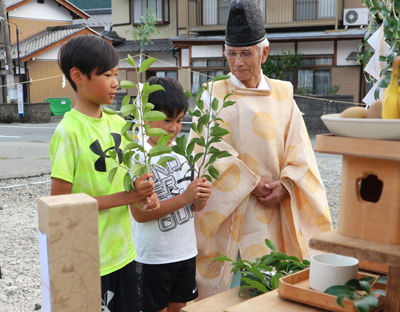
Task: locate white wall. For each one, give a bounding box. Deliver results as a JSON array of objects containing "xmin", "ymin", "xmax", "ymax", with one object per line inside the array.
[
  {"xmin": 337, "ymin": 40, "xmax": 362, "ymax": 66},
  {"xmin": 181, "ymin": 49, "xmax": 189, "ymax": 67},
  {"xmin": 298, "ymin": 41, "xmax": 334, "ymax": 55},
  {"xmin": 35, "ymin": 46, "xmax": 60, "ymax": 60},
  {"xmin": 118, "ymin": 53, "xmax": 176, "ymax": 69},
  {"xmin": 269, "ymin": 42, "xmax": 295, "ymax": 55},
  {"xmin": 191, "ymin": 45, "xmax": 223, "ymax": 58},
  {"xmin": 9, "ymin": 1, "xmax": 72, "ymax": 22}
]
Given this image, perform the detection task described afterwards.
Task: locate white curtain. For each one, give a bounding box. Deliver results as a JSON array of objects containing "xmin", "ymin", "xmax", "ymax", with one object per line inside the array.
[
  {"xmin": 298, "ymin": 69, "xmax": 313, "ymax": 90},
  {"xmin": 133, "ymin": 0, "xmax": 144, "ymax": 23},
  {"xmin": 315, "ymin": 69, "xmax": 331, "ymax": 94},
  {"xmin": 164, "ymin": 0, "xmax": 169, "ymax": 21},
  {"xmin": 203, "ymin": 0, "xmax": 218, "ymax": 25},
  {"xmin": 318, "ymin": 0, "xmax": 336, "ymax": 19}
]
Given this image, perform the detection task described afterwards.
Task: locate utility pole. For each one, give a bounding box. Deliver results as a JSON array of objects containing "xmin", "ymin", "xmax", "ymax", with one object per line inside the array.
[{"xmin": 0, "ymin": 0, "xmax": 15, "ymax": 103}]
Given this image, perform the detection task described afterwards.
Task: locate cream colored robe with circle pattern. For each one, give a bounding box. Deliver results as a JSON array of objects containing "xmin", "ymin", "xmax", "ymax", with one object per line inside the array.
[{"xmin": 191, "ymin": 76, "xmax": 332, "ymax": 300}]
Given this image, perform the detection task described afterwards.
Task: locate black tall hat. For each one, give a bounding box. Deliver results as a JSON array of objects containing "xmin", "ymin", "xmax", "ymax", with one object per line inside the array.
[{"xmin": 225, "ymin": 0, "xmax": 265, "ymax": 47}]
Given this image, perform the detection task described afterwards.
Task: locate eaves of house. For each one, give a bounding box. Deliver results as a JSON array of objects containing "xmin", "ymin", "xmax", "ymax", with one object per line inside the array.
[
  {"xmin": 73, "ymin": 8, "xmax": 112, "ymax": 28},
  {"xmin": 5, "ymin": 0, "xmax": 89, "ymax": 19},
  {"xmin": 0, "ymin": 24, "xmax": 100, "ymax": 62}
]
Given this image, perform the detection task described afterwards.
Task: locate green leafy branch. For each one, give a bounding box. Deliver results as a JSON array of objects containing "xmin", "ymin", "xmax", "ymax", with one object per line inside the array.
[
  {"xmin": 212, "ymin": 239, "xmax": 310, "ymax": 298},
  {"xmin": 358, "ymin": 0, "xmax": 400, "ymax": 99},
  {"xmin": 325, "ymin": 275, "xmax": 387, "ymax": 312},
  {"xmin": 171, "ymin": 75, "xmax": 235, "ymax": 182},
  {"xmin": 103, "ymin": 55, "xmax": 173, "ymax": 191},
  {"xmin": 262, "ymin": 49, "xmax": 304, "ymax": 82}
]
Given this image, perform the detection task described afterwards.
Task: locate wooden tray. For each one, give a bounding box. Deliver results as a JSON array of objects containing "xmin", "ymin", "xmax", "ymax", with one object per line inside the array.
[{"xmin": 278, "ymin": 268, "xmax": 386, "ymax": 312}]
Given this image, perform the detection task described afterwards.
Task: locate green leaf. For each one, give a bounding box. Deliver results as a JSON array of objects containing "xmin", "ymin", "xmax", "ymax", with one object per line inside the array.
[
  {"xmin": 211, "ymin": 127, "xmax": 230, "ymax": 137},
  {"xmin": 190, "ymin": 109, "xmax": 201, "ymax": 117},
  {"xmin": 257, "ymin": 265, "xmax": 272, "ymax": 272},
  {"xmin": 124, "ymin": 132, "xmax": 134, "ymax": 142},
  {"xmin": 120, "ymin": 80, "xmax": 136, "ymax": 89},
  {"xmin": 109, "ymin": 149, "xmax": 117, "ymax": 160},
  {"xmin": 149, "ymin": 145, "xmax": 172, "ymax": 156},
  {"xmin": 302, "ymin": 259, "xmax": 310, "ymax": 265},
  {"xmin": 187, "ymin": 141, "xmax": 195, "ymax": 157},
  {"xmin": 157, "ymin": 156, "xmax": 175, "ymax": 166},
  {"xmin": 337, "ymin": 295, "xmax": 345, "ymax": 308},
  {"xmin": 378, "ymin": 79, "xmax": 388, "ymax": 88},
  {"xmin": 123, "ymin": 172, "xmax": 131, "ymax": 192},
  {"xmin": 238, "ymin": 285, "xmax": 255, "ymax": 297},
  {"xmin": 361, "ymin": 294, "xmax": 379, "ymax": 309},
  {"xmin": 247, "ymin": 267, "xmax": 265, "ymax": 281},
  {"xmin": 108, "ymin": 167, "xmax": 118, "ymax": 184},
  {"xmin": 211, "ymin": 98, "xmax": 219, "ymax": 111},
  {"xmin": 121, "ymin": 104, "xmax": 134, "ymax": 117},
  {"xmin": 143, "ymin": 111, "xmax": 167, "ymax": 121},
  {"xmin": 124, "ymin": 142, "xmax": 142, "ymax": 152},
  {"xmin": 265, "ymin": 239, "xmax": 276, "ymax": 252},
  {"xmin": 194, "ymin": 152, "xmax": 204, "ymax": 162},
  {"xmin": 195, "ymin": 85, "xmax": 204, "ymax": 102},
  {"xmin": 143, "ymin": 84, "xmax": 166, "ymax": 95},
  {"xmin": 202, "ymin": 174, "xmax": 212, "ymax": 182},
  {"xmin": 103, "ymin": 107, "xmax": 117, "ymax": 115},
  {"xmin": 223, "ymin": 100, "xmax": 236, "ymax": 108},
  {"xmin": 185, "ymin": 89, "xmax": 194, "ymax": 100},
  {"xmin": 146, "ymin": 128, "xmax": 169, "ymax": 137},
  {"xmin": 171, "ymin": 145, "xmax": 186, "ymax": 157},
  {"xmin": 122, "ymin": 94, "xmax": 131, "ymax": 106},
  {"xmin": 354, "ymin": 298, "xmax": 371, "ymax": 312},
  {"xmin": 359, "ymin": 280, "xmax": 371, "ymax": 294},
  {"xmin": 190, "ymin": 122, "xmax": 198, "ymax": 133},
  {"xmin": 208, "ymin": 165, "xmax": 219, "ymax": 180},
  {"xmin": 197, "ymin": 99, "xmax": 204, "ymax": 111},
  {"xmin": 127, "ymin": 54, "xmax": 136, "ymax": 67},
  {"xmin": 272, "ymin": 252, "xmax": 288, "ymax": 260},
  {"xmin": 212, "ymin": 74, "xmax": 230, "ymax": 82},
  {"xmin": 377, "ymin": 276, "xmax": 387, "ymax": 284},
  {"xmin": 212, "ymin": 254, "xmax": 234, "ymax": 262},
  {"xmin": 270, "ymin": 272, "xmax": 283, "ymax": 289},
  {"xmin": 130, "ymin": 163, "xmax": 143, "ymax": 177},
  {"xmin": 345, "ymin": 279, "xmax": 364, "ymax": 291},
  {"xmin": 240, "ymin": 278, "xmax": 269, "ymax": 293},
  {"xmin": 286, "ymin": 256, "xmax": 300, "ymax": 262},
  {"xmin": 132, "ymin": 105, "xmax": 140, "ymax": 120},
  {"xmin": 223, "ymin": 93, "xmax": 233, "ymax": 102},
  {"xmin": 371, "ymin": 289, "xmax": 386, "ymax": 296},
  {"xmin": 139, "ymin": 57, "xmax": 157, "ymax": 73},
  {"xmin": 121, "ymin": 122, "xmax": 131, "ymax": 135},
  {"xmin": 123, "ymin": 150, "xmax": 134, "ymax": 167},
  {"xmin": 359, "ymin": 276, "xmax": 375, "ymax": 283},
  {"xmin": 176, "ymin": 134, "xmax": 187, "ymax": 153},
  {"xmin": 324, "ymin": 285, "xmax": 358, "ymax": 298}
]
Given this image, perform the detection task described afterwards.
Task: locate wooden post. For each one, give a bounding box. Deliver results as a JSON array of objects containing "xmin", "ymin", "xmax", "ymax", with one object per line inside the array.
[
  {"xmin": 38, "ymin": 193, "xmax": 101, "ymax": 312},
  {"xmin": 386, "ymin": 266, "xmax": 400, "ymax": 312}
]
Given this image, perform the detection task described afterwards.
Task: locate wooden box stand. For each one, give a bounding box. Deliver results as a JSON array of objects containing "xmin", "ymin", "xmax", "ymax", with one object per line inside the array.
[
  {"xmin": 38, "ymin": 193, "xmax": 101, "ymax": 312},
  {"xmin": 312, "ymin": 134, "xmax": 400, "ymax": 312}
]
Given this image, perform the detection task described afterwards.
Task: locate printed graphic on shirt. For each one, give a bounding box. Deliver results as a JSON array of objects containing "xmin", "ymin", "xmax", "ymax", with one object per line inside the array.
[
  {"xmin": 152, "ymin": 156, "xmax": 194, "ymax": 232},
  {"xmin": 89, "ymin": 133, "xmax": 123, "ymax": 172}
]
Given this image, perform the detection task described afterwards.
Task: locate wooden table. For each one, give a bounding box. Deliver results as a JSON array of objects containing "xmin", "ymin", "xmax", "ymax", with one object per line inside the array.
[{"xmin": 182, "ymin": 288, "xmax": 327, "ymax": 312}]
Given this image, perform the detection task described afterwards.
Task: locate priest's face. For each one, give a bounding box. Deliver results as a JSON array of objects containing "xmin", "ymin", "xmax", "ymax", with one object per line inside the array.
[{"xmin": 225, "ymin": 44, "xmax": 269, "ymax": 88}]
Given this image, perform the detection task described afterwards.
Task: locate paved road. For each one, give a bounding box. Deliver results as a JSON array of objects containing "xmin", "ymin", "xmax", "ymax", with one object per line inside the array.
[{"xmin": 0, "ymin": 119, "xmax": 341, "ymax": 179}]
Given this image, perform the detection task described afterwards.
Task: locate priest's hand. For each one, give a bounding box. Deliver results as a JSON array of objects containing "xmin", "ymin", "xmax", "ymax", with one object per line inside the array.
[
  {"xmin": 251, "ymin": 176, "xmax": 274, "ymax": 197},
  {"xmin": 257, "ymin": 180, "xmax": 289, "ymax": 207}
]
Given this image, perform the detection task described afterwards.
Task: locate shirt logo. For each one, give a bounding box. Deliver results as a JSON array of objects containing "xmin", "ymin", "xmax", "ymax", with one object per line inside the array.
[{"xmin": 89, "ymin": 133, "xmax": 123, "ymax": 172}]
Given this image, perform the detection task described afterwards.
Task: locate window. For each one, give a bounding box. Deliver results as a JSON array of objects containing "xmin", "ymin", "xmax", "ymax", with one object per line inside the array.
[
  {"xmin": 296, "ymin": 56, "xmax": 333, "ymax": 94},
  {"xmin": 146, "ymin": 70, "xmax": 177, "ymax": 81},
  {"xmin": 203, "ymin": 0, "xmax": 265, "ymax": 25},
  {"xmin": 191, "ymin": 57, "xmax": 230, "ymax": 94},
  {"xmin": 133, "ymin": 0, "xmax": 169, "ymax": 24}
]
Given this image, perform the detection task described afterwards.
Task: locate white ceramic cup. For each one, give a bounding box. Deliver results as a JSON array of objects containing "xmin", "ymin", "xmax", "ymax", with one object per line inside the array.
[{"xmin": 309, "ymin": 253, "xmax": 359, "ymax": 292}]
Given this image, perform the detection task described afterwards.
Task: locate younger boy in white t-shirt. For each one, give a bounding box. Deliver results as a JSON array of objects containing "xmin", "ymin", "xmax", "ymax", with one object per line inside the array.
[{"xmin": 131, "ymin": 77, "xmax": 211, "ymax": 312}]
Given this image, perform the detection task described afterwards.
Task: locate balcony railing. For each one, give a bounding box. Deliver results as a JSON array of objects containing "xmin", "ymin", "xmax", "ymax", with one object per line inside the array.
[{"xmin": 191, "ymin": 0, "xmax": 339, "ymax": 28}]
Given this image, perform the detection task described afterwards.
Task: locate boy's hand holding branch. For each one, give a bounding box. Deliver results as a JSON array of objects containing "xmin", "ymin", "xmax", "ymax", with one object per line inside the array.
[
  {"xmin": 129, "ymin": 173, "xmax": 160, "ymax": 211},
  {"xmin": 184, "ymin": 177, "xmax": 212, "ymax": 211}
]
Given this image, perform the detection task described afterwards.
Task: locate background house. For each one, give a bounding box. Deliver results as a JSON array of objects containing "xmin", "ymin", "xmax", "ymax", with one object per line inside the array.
[
  {"xmin": 0, "ymin": 0, "xmax": 103, "ymax": 105},
  {"xmin": 112, "ymin": 0, "xmax": 369, "ymax": 104}
]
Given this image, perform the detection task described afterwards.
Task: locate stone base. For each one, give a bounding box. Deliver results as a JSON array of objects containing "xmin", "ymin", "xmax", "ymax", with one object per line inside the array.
[{"xmin": 0, "ymin": 102, "xmax": 50, "ymax": 123}]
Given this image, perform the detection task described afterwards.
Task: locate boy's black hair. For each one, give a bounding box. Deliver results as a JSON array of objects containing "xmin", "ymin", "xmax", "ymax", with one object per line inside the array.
[
  {"xmin": 58, "ymin": 35, "xmax": 119, "ymax": 91},
  {"xmin": 147, "ymin": 77, "xmax": 188, "ymax": 118}
]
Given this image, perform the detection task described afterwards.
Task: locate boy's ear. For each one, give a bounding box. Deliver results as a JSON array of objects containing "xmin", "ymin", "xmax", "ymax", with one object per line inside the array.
[{"xmin": 70, "ymin": 67, "xmax": 84, "ymax": 86}]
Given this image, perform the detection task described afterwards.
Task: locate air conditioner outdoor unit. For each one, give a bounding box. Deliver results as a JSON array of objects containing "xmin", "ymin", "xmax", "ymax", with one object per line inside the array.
[{"xmin": 343, "ymin": 8, "xmax": 369, "ymax": 26}]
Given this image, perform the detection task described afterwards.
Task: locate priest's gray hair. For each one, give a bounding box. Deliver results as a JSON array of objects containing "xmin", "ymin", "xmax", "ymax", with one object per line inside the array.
[{"xmin": 258, "ymin": 37, "xmax": 269, "ymax": 53}]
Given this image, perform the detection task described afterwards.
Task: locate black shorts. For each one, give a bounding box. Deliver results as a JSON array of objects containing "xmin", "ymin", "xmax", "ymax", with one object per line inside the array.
[
  {"xmin": 101, "ymin": 260, "xmax": 139, "ymax": 312},
  {"xmin": 137, "ymin": 257, "xmax": 198, "ymax": 312}
]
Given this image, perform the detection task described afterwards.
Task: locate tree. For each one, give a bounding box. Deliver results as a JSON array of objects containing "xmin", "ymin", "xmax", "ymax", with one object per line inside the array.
[{"xmin": 262, "ymin": 49, "xmax": 304, "ymax": 81}]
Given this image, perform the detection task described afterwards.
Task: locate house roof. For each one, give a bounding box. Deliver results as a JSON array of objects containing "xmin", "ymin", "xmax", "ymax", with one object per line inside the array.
[
  {"xmin": 73, "ymin": 8, "xmax": 112, "ymax": 28},
  {"xmin": 0, "ymin": 24, "xmax": 99, "ymax": 62},
  {"xmin": 6, "ymin": 0, "xmax": 89, "ymax": 19},
  {"xmin": 171, "ymin": 28, "xmax": 368, "ymax": 43},
  {"xmin": 115, "ymin": 39, "xmax": 174, "ymax": 53}
]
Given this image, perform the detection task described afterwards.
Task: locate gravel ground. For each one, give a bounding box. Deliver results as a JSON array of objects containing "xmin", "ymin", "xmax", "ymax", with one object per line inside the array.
[{"xmin": 0, "ymin": 158, "xmax": 342, "ymax": 311}]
